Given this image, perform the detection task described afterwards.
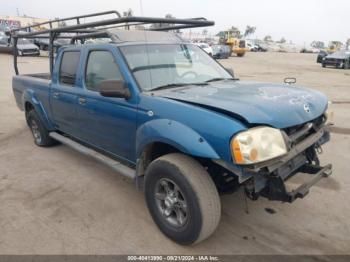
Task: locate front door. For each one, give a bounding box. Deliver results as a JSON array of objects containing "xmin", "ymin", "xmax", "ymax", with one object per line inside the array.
[{"xmin": 76, "ymin": 49, "xmax": 137, "ymax": 163}]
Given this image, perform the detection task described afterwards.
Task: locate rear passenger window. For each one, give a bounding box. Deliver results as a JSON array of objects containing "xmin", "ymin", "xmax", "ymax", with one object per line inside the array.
[
  {"xmin": 85, "ymin": 51, "xmax": 123, "ymax": 91},
  {"xmin": 59, "ymin": 51, "xmax": 80, "ymax": 86}
]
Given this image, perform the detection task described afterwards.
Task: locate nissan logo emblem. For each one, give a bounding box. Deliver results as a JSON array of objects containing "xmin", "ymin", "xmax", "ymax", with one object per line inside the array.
[{"xmin": 303, "ymin": 103, "xmax": 311, "ymax": 113}]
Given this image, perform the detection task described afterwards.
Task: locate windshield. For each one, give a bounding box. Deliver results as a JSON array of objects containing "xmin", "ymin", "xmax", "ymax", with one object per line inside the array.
[
  {"xmin": 120, "ymin": 44, "xmax": 232, "ymax": 91},
  {"xmin": 18, "ymin": 39, "xmax": 31, "ymax": 45}
]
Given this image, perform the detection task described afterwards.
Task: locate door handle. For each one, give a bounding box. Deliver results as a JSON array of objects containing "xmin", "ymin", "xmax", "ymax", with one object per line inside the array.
[
  {"xmin": 53, "ymin": 92, "xmax": 60, "ymax": 99},
  {"xmin": 78, "ymin": 97, "xmax": 87, "ymax": 105}
]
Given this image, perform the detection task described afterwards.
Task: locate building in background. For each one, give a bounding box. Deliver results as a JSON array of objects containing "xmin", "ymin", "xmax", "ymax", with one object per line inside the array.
[{"xmin": 0, "ymin": 15, "xmax": 50, "ymax": 31}]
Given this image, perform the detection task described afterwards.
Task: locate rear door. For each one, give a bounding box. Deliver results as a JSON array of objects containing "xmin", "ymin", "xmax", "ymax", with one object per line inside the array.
[
  {"xmin": 50, "ymin": 50, "xmax": 81, "ymax": 136},
  {"xmin": 75, "ymin": 48, "xmax": 137, "ymax": 163}
]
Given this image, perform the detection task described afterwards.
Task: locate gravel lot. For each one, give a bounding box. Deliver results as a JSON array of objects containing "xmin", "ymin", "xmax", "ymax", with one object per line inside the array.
[{"xmin": 0, "ymin": 52, "xmax": 349, "ymax": 254}]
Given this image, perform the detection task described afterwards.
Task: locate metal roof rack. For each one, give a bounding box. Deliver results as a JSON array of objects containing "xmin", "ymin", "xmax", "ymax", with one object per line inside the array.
[{"xmin": 8, "ymin": 10, "xmax": 214, "ymax": 75}]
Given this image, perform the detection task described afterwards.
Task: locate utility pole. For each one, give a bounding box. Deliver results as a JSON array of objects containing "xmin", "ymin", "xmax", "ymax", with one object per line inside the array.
[{"xmin": 16, "ymin": 8, "xmax": 20, "ymax": 16}]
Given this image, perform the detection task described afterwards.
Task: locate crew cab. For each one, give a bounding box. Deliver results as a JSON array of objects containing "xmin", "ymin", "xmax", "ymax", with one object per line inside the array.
[{"xmin": 12, "ymin": 26, "xmax": 332, "ymax": 245}]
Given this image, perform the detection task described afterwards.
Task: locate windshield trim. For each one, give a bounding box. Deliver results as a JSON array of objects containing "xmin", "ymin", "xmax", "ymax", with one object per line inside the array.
[{"xmin": 118, "ymin": 43, "xmax": 235, "ymax": 93}]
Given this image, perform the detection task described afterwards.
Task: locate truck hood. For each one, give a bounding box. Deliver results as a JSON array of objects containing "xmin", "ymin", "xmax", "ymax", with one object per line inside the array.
[{"xmin": 153, "ymin": 80, "xmax": 328, "ymax": 128}]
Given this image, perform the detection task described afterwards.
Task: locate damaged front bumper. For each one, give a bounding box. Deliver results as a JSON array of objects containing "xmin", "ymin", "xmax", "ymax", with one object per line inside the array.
[
  {"xmin": 259, "ymin": 163, "xmax": 332, "ymax": 202},
  {"xmin": 216, "ymin": 123, "xmax": 332, "ymax": 203}
]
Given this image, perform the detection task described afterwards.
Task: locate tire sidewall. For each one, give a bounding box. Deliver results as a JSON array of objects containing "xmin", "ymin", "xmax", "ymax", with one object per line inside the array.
[
  {"xmin": 26, "ymin": 110, "xmax": 54, "ymax": 146},
  {"xmin": 145, "ymin": 159, "xmax": 203, "ymax": 245}
]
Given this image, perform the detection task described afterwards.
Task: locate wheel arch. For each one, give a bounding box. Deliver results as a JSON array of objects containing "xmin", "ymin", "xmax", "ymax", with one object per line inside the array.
[
  {"xmin": 22, "ymin": 90, "xmax": 55, "ymax": 130},
  {"xmin": 135, "ymin": 119, "xmax": 222, "ymax": 190},
  {"xmin": 136, "ymin": 119, "xmax": 220, "ymax": 160}
]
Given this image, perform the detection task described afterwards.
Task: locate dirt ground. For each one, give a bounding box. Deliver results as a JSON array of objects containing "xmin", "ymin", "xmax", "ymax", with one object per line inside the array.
[{"xmin": 0, "ymin": 52, "xmax": 349, "ymax": 255}]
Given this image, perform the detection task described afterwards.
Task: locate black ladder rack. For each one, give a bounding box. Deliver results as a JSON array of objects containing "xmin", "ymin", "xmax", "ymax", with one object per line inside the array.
[{"xmin": 7, "ymin": 10, "xmax": 214, "ymax": 75}]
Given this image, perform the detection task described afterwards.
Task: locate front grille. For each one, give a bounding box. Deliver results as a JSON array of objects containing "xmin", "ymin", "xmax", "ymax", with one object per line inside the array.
[
  {"xmin": 325, "ymin": 58, "xmax": 341, "ymax": 64},
  {"xmin": 283, "ymin": 115, "xmax": 325, "ymax": 145},
  {"xmin": 23, "ymin": 49, "xmax": 38, "ymax": 53}
]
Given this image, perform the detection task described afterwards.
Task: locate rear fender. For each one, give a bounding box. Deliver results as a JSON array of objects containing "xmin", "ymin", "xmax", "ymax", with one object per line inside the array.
[
  {"xmin": 23, "ymin": 89, "xmax": 55, "ymax": 130},
  {"xmin": 136, "ymin": 119, "xmax": 219, "ymax": 159}
]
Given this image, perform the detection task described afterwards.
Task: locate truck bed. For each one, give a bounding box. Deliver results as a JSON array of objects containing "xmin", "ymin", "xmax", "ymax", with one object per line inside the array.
[
  {"xmin": 12, "ymin": 73, "xmax": 51, "ymax": 111},
  {"xmin": 24, "ymin": 73, "xmax": 51, "ymax": 80}
]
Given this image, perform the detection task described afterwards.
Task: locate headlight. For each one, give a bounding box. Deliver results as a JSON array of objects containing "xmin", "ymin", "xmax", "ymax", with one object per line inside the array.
[
  {"xmin": 325, "ymin": 101, "xmax": 334, "ymax": 125},
  {"xmin": 231, "ymin": 126, "xmax": 287, "ymax": 165}
]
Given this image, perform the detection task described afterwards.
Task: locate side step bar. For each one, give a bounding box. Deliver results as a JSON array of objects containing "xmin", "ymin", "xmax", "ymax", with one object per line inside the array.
[{"xmin": 49, "ymin": 132, "xmax": 136, "ymax": 179}]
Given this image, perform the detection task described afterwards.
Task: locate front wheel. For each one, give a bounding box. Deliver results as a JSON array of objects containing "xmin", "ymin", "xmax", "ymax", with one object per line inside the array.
[{"xmin": 145, "ymin": 153, "xmax": 221, "ymax": 245}]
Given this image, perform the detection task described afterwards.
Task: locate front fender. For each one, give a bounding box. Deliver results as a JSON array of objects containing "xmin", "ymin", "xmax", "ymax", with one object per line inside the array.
[
  {"xmin": 136, "ymin": 119, "xmax": 220, "ymax": 159},
  {"xmin": 22, "ymin": 89, "xmax": 54, "ymax": 130}
]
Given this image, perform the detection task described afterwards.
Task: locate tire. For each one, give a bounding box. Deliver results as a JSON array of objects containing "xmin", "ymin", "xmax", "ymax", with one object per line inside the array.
[
  {"xmin": 144, "ymin": 153, "xmax": 221, "ymax": 245},
  {"xmin": 343, "ymin": 60, "xmax": 349, "ymax": 69},
  {"xmin": 26, "ymin": 110, "xmax": 57, "ymax": 147},
  {"xmin": 322, "ymin": 62, "xmax": 326, "ymax": 68}
]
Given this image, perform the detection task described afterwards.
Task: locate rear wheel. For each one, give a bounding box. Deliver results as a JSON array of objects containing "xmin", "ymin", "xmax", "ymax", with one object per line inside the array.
[
  {"xmin": 145, "ymin": 153, "xmax": 221, "ymax": 245},
  {"xmin": 26, "ymin": 110, "xmax": 57, "ymax": 147}
]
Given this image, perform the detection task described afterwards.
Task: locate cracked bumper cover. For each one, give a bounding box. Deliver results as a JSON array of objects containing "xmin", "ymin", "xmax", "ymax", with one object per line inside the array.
[{"xmin": 217, "ymin": 124, "xmax": 332, "ymax": 202}]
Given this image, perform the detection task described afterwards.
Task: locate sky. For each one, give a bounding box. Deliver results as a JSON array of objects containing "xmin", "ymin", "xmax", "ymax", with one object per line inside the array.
[{"xmin": 1, "ymin": 0, "xmax": 349, "ymax": 45}]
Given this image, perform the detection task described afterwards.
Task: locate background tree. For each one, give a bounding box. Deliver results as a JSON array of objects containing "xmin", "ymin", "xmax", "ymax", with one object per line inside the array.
[
  {"xmin": 228, "ymin": 26, "xmax": 241, "ymax": 38},
  {"xmin": 123, "ymin": 9, "xmax": 133, "ymax": 30},
  {"xmin": 264, "ymin": 35, "xmax": 273, "ymax": 42},
  {"xmin": 122, "ymin": 9, "xmax": 133, "ymax": 17},
  {"xmin": 346, "ymin": 39, "xmax": 350, "ymax": 48},
  {"xmin": 311, "ymin": 41, "xmax": 325, "ymax": 49},
  {"xmin": 150, "ymin": 14, "xmax": 180, "ymax": 32},
  {"xmin": 244, "ymin": 25, "xmax": 256, "ymax": 38},
  {"xmin": 279, "ymin": 37, "xmax": 286, "ymax": 43}
]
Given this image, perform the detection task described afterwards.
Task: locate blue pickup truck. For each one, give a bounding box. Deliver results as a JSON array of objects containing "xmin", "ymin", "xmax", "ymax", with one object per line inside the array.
[{"xmin": 11, "ymin": 20, "xmax": 332, "ymax": 245}]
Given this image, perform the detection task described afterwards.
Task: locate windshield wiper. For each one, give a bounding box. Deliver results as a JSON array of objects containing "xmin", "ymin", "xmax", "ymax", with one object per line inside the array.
[
  {"xmin": 205, "ymin": 77, "xmax": 236, "ymax": 83},
  {"xmin": 150, "ymin": 82, "xmax": 208, "ymax": 91}
]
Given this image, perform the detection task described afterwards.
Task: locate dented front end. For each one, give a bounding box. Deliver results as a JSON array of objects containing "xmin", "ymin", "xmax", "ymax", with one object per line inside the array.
[
  {"xmin": 243, "ymin": 115, "xmax": 332, "ymax": 202},
  {"xmin": 216, "ymin": 115, "xmax": 332, "ymax": 203}
]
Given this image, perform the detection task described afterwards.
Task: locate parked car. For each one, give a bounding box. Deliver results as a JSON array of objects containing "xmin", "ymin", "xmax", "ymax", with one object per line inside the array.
[
  {"xmin": 245, "ymin": 41, "xmax": 267, "ymax": 52},
  {"xmin": 300, "ymin": 47, "xmax": 320, "ymax": 53},
  {"xmin": 34, "ymin": 37, "xmax": 70, "ymax": 51},
  {"xmin": 12, "ymin": 18, "xmax": 333, "ymax": 246},
  {"xmin": 317, "ymin": 50, "xmax": 328, "ymax": 63},
  {"xmin": 0, "ymin": 31, "xmax": 12, "ymax": 53},
  {"xmin": 246, "ymin": 42, "xmax": 257, "ymax": 51},
  {"xmin": 212, "ymin": 44, "xmax": 230, "ymax": 59},
  {"xmin": 195, "ymin": 42, "xmax": 213, "ymax": 56},
  {"xmin": 254, "ymin": 43, "xmax": 268, "ymax": 52},
  {"xmin": 322, "ymin": 50, "xmax": 350, "ymax": 69},
  {"xmin": 15, "ymin": 38, "xmax": 40, "ymax": 56}
]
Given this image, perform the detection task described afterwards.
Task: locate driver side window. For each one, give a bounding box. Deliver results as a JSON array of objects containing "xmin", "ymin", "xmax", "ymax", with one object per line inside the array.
[{"xmin": 85, "ymin": 50, "xmax": 123, "ymax": 91}]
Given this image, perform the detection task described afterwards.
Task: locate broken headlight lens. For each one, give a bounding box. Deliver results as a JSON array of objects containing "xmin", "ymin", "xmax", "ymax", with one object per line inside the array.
[{"xmin": 231, "ymin": 126, "xmax": 287, "ymax": 165}]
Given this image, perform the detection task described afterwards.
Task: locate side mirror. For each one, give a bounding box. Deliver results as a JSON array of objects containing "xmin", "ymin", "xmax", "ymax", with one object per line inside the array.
[
  {"xmin": 225, "ymin": 68, "xmax": 235, "ymax": 77},
  {"xmin": 97, "ymin": 80, "xmax": 131, "ymax": 99}
]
